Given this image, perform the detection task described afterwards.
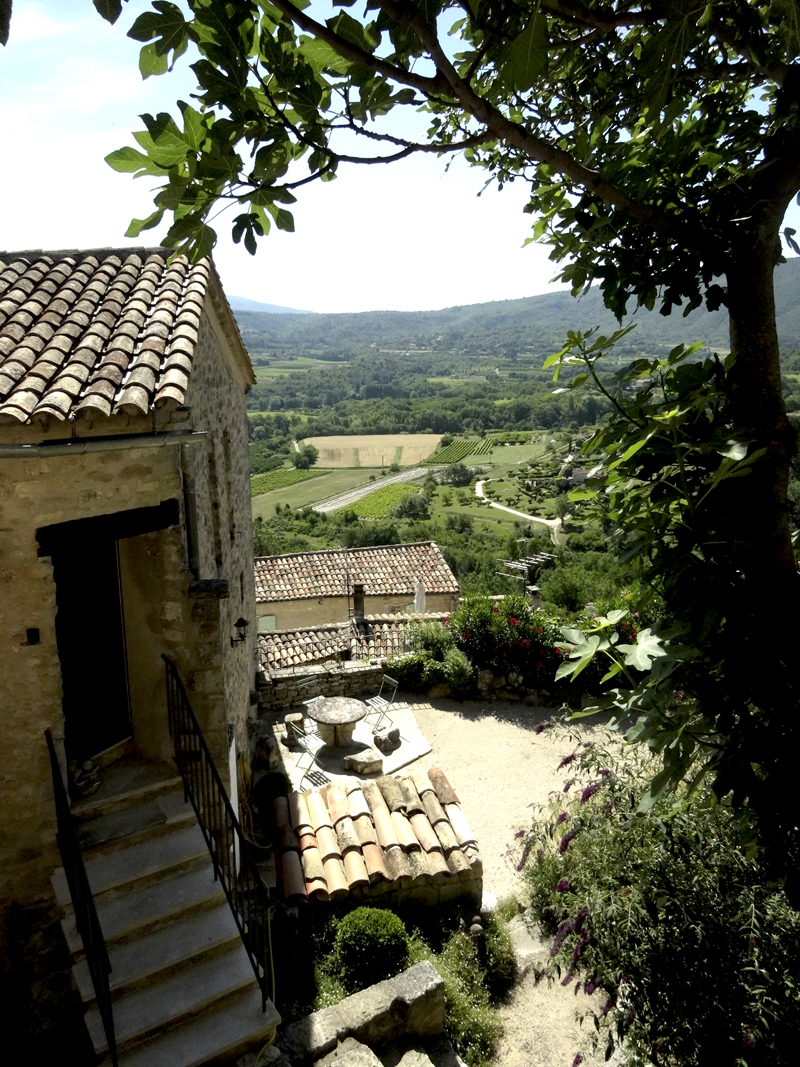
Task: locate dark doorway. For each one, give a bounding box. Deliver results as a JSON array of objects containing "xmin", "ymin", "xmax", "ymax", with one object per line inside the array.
[
  {"xmin": 39, "ymin": 500, "xmax": 180, "ymax": 763},
  {"xmin": 51, "ymin": 537, "xmax": 130, "ymax": 762}
]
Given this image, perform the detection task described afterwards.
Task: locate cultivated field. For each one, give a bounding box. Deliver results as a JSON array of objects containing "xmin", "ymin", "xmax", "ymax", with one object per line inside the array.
[
  {"xmin": 301, "ymin": 433, "xmax": 441, "ymax": 468},
  {"xmin": 251, "ymin": 468, "xmax": 381, "ymax": 519}
]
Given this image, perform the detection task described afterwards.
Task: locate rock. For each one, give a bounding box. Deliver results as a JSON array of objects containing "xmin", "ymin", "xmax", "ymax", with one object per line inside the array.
[
  {"xmin": 507, "ymin": 915, "xmax": 548, "ymax": 979},
  {"xmin": 476, "ymin": 670, "xmax": 494, "ymax": 692},
  {"xmin": 374, "ymin": 726, "xmax": 401, "ymax": 754},
  {"xmin": 343, "ymin": 747, "xmax": 383, "ymax": 775},
  {"xmin": 317, "ymin": 1037, "xmax": 384, "ymax": 1066}
]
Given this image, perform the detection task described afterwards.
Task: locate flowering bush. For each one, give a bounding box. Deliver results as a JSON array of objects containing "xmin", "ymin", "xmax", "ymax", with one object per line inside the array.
[
  {"xmin": 448, "ymin": 594, "xmax": 565, "ymax": 687},
  {"xmin": 519, "ymin": 732, "xmax": 800, "ymax": 1067}
]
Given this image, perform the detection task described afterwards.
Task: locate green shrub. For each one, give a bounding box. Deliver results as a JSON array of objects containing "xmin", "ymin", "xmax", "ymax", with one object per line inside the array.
[
  {"xmin": 334, "ymin": 908, "xmax": 409, "ymax": 993},
  {"xmin": 521, "ymin": 732, "xmax": 800, "ymax": 1067},
  {"xmin": 421, "ymin": 657, "xmax": 449, "ymax": 687},
  {"xmin": 409, "ymin": 932, "xmax": 503, "ymax": 1067},
  {"xmin": 410, "ymin": 620, "xmax": 453, "ymax": 658},
  {"xmin": 387, "ymin": 651, "xmax": 428, "ymax": 690},
  {"xmin": 443, "ymin": 648, "xmax": 474, "ymax": 696},
  {"xmin": 480, "ymin": 913, "xmax": 517, "ymax": 1001}
]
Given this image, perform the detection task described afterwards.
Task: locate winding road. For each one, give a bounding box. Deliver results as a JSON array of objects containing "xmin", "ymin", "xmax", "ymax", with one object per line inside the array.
[{"xmin": 474, "ymin": 480, "xmax": 567, "ymax": 546}]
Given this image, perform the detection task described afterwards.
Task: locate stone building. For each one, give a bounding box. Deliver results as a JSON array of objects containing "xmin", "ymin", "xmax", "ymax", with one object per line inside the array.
[
  {"xmin": 254, "ymin": 541, "xmax": 460, "ymax": 631},
  {"xmin": 0, "ymin": 248, "xmax": 263, "ymax": 1054}
]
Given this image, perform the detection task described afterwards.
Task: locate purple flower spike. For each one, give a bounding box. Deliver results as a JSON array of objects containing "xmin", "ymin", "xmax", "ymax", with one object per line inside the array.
[
  {"xmin": 558, "ymin": 754, "xmax": 576, "ymax": 770},
  {"xmin": 580, "ymin": 783, "xmax": 600, "ymax": 804},
  {"xmin": 556, "ymin": 879, "xmax": 570, "ymax": 892},
  {"xmin": 556, "ymin": 811, "xmax": 568, "ymax": 826},
  {"xmin": 563, "ymin": 779, "xmax": 574, "ymax": 793},
  {"xmin": 598, "ymin": 769, "xmax": 611, "ymax": 777},
  {"xmin": 572, "ymin": 1055, "xmax": 584, "ymax": 1067},
  {"xmin": 535, "ymin": 720, "xmax": 550, "ymax": 735},
  {"xmin": 559, "ymin": 829, "xmax": 577, "ymax": 854},
  {"xmin": 584, "ymin": 979, "xmax": 596, "ymax": 996},
  {"xmin": 515, "ymin": 829, "xmax": 526, "ymax": 839}
]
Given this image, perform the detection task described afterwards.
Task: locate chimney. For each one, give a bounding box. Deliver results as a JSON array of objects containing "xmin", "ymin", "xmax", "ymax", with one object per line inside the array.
[{"xmin": 352, "ymin": 583, "xmax": 365, "ymax": 620}]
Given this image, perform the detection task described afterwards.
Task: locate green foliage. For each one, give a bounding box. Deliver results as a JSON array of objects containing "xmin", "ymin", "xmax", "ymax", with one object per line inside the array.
[
  {"xmin": 333, "ymin": 908, "xmax": 409, "ymax": 994},
  {"xmin": 449, "ymin": 594, "xmax": 565, "ymax": 687},
  {"xmin": 389, "ymin": 490, "xmax": 430, "ymax": 520},
  {"xmin": 521, "ymin": 732, "xmax": 800, "ymax": 1067},
  {"xmin": 291, "ymin": 442, "xmax": 319, "ymax": 469},
  {"xmin": 408, "ymin": 933, "xmax": 502, "ymax": 1067},
  {"xmin": 440, "ymin": 462, "xmax": 474, "ymax": 487},
  {"xmin": 410, "ymin": 620, "xmax": 454, "ymax": 659},
  {"xmin": 547, "ymin": 329, "xmax": 800, "ymax": 887},
  {"xmin": 348, "ymin": 483, "xmax": 417, "ymax": 519},
  {"xmin": 250, "ymin": 467, "xmax": 323, "ymax": 496}
]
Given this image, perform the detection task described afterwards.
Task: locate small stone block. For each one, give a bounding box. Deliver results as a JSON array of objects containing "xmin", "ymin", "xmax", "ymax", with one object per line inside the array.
[{"xmin": 342, "ymin": 748, "xmax": 383, "ymax": 775}]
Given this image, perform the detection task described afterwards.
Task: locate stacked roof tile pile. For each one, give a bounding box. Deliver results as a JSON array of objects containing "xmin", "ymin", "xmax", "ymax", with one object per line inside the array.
[
  {"xmin": 0, "ymin": 248, "xmax": 212, "ymax": 424},
  {"xmin": 258, "ymin": 613, "xmax": 449, "ymax": 672},
  {"xmin": 254, "ymin": 542, "xmax": 459, "ymax": 603},
  {"xmin": 351, "ymin": 613, "xmax": 448, "ymax": 660},
  {"xmin": 272, "ymin": 768, "xmax": 481, "ymax": 906},
  {"xmin": 259, "ymin": 623, "xmax": 350, "ymax": 671}
]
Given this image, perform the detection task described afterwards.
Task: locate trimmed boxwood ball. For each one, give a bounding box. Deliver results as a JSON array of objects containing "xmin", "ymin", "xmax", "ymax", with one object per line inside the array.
[{"xmin": 334, "ymin": 907, "xmax": 409, "ymax": 993}]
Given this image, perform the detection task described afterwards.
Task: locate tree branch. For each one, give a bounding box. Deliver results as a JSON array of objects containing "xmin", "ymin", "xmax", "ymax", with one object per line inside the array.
[
  {"xmin": 268, "ymin": 0, "xmax": 450, "ymax": 95},
  {"xmin": 385, "ymin": 1, "xmax": 685, "ymax": 241}
]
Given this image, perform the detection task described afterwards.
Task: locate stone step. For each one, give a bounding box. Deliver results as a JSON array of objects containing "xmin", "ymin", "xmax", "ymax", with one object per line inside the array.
[
  {"xmin": 73, "ymin": 900, "xmax": 242, "ymax": 1004},
  {"xmin": 76, "ymin": 789, "xmax": 195, "ymax": 855},
  {"xmin": 62, "ymin": 865, "xmax": 226, "ymax": 956},
  {"xmin": 105, "ymin": 985, "xmax": 280, "ymax": 1067},
  {"xmin": 72, "ymin": 773, "xmax": 184, "ymax": 824},
  {"xmin": 85, "ymin": 942, "xmax": 259, "ymax": 1055},
  {"xmin": 53, "ymin": 822, "xmax": 209, "ymax": 913}
]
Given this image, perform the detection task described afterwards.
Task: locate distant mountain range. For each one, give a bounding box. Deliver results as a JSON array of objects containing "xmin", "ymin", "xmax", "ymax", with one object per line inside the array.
[
  {"xmin": 233, "ymin": 258, "xmax": 800, "ymax": 354},
  {"xmin": 228, "ymin": 296, "xmax": 313, "ymax": 314}
]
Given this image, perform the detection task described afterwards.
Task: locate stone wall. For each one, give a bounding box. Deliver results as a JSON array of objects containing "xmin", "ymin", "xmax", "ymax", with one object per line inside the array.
[
  {"xmin": 0, "ymin": 293, "xmax": 254, "ymax": 913},
  {"xmin": 257, "ymin": 661, "xmax": 385, "ymax": 711},
  {"xmin": 181, "ymin": 307, "xmax": 257, "ymax": 763}
]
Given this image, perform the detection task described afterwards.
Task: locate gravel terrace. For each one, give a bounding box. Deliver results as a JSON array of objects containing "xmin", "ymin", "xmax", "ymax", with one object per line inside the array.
[{"xmin": 412, "ymin": 698, "xmax": 616, "ymax": 1067}]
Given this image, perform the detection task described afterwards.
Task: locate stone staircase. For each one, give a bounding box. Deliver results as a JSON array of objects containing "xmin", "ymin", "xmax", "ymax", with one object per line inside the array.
[{"xmin": 52, "ymin": 753, "xmax": 280, "ymax": 1067}]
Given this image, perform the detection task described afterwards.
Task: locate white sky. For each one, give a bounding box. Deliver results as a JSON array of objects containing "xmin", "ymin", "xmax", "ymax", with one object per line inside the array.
[{"xmin": 1, "ymin": 2, "xmax": 796, "ymax": 313}]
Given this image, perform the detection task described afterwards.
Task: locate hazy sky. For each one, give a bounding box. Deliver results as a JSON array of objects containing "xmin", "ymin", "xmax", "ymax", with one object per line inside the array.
[{"xmin": 2, "ymin": 2, "xmax": 796, "ymax": 314}]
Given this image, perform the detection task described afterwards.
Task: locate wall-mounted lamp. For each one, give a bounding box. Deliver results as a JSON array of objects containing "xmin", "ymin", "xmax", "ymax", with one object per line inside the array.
[{"xmin": 230, "ymin": 617, "xmax": 250, "ymax": 647}]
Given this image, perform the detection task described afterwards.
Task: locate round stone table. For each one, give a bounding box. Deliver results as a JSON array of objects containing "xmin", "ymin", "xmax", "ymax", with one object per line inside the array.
[{"xmin": 306, "ymin": 696, "xmax": 367, "ymax": 747}]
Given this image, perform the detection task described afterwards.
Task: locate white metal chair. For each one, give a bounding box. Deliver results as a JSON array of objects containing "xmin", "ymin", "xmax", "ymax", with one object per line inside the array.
[
  {"xmin": 365, "ymin": 674, "xmax": 401, "ymax": 732},
  {"xmin": 287, "ymin": 719, "xmax": 329, "ymax": 788}
]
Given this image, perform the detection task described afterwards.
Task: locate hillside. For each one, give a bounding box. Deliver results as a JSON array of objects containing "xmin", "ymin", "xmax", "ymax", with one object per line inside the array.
[{"xmin": 234, "ymin": 258, "xmax": 800, "ymax": 357}]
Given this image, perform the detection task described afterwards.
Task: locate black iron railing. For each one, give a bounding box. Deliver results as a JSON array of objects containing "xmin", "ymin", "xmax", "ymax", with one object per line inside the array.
[
  {"xmin": 45, "ymin": 730, "xmax": 118, "ymax": 1067},
  {"xmin": 162, "ymin": 655, "xmax": 275, "ymax": 1009}
]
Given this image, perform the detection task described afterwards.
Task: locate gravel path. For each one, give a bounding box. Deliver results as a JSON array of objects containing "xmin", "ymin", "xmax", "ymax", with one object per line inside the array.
[
  {"xmin": 313, "ymin": 468, "xmax": 426, "ymax": 513},
  {"xmin": 412, "ymin": 698, "xmax": 614, "ymax": 1067},
  {"xmin": 473, "ymin": 482, "xmax": 567, "ymax": 546}
]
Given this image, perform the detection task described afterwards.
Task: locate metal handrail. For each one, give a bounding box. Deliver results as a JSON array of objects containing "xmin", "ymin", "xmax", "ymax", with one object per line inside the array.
[
  {"xmin": 161, "ymin": 655, "xmax": 275, "ymax": 1009},
  {"xmin": 45, "ymin": 730, "xmax": 118, "ymax": 1067}
]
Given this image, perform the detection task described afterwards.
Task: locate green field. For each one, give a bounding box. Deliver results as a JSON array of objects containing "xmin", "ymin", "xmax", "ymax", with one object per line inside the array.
[
  {"xmin": 253, "ymin": 357, "xmax": 347, "ymax": 379},
  {"xmin": 350, "ymin": 484, "xmax": 418, "ymax": 518},
  {"xmin": 251, "ymin": 468, "xmax": 382, "ymax": 518},
  {"xmin": 250, "ymin": 468, "xmax": 324, "ymax": 496}
]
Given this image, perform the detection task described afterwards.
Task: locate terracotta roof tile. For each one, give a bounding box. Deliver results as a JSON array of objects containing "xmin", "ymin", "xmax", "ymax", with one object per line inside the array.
[
  {"xmin": 254, "ymin": 543, "xmax": 459, "ymax": 604},
  {"xmin": 275, "ymin": 769, "xmax": 480, "ymax": 903},
  {"xmin": 257, "ymin": 613, "xmax": 450, "ymax": 673},
  {"xmin": 0, "ymin": 248, "xmax": 216, "ymax": 424}
]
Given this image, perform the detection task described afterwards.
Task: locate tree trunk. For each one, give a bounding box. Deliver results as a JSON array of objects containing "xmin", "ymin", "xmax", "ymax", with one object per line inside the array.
[
  {"xmin": 722, "ymin": 242, "xmax": 800, "ymax": 897},
  {"xmin": 725, "ymin": 242, "xmax": 798, "ymax": 619}
]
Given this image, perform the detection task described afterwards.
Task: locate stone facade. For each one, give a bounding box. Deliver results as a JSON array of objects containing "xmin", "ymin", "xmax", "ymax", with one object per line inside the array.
[
  {"xmin": 0, "ymin": 251, "xmax": 256, "ymax": 940},
  {"xmin": 258, "ymin": 592, "xmax": 456, "ymax": 631}
]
